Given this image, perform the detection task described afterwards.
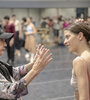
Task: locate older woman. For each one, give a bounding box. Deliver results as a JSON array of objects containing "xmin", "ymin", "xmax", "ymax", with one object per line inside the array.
[
  {"xmin": 0, "ymin": 30, "xmax": 52, "ymax": 100},
  {"xmin": 64, "ymin": 20, "xmax": 90, "ymax": 100}
]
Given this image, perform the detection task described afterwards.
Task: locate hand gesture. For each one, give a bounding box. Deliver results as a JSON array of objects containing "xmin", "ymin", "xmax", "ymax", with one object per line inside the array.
[
  {"xmin": 32, "ymin": 45, "xmax": 53, "ymax": 74},
  {"xmin": 33, "ymin": 44, "xmax": 44, "ymax": 63}
]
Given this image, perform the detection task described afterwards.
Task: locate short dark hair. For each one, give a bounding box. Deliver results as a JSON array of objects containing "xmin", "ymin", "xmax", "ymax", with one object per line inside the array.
[
  {"xmin": 12, "ymin": 14, "xmax": 16, "ymax": 17},
  {"xmin": 22, "ymin": 17, "xmax": 26, "ymax": 22},
  {"xmin": 4, "ymin": 16, "xmax": 10, "ymax": 20}
]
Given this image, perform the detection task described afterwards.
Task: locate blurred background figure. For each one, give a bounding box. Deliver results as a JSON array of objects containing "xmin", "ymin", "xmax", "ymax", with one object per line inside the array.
[
  {"xmin": 58, "ymin": 16, "xmax": 64, "ymax": 46},
  {"xmin": 21, "ymin": 17, "xmax": 27, "ymax": 48},
  {"xmin": 24, "ymin": 17, "xmax": 37, "ymax": 62},
  {"xmin": 0, "ymin": 18, "xmax": 3, "ymax": 30},
  {"xmin": 21, "ymin": 17, "xmax": 27, "ymax": 40},
  {"xmin": 3, "ymin": 16, "xmax": 16, "ymax": 65},
  {"xmin": 21, "ymin": 17, "xmax": 29, "ymax": 60},
  {"xmin": 11, "ymin": 14, "xmax": 22, "ymax": 57},
  {"xmin": 53, "ymin": 17, "xmax": 60, "ymax": 44}
]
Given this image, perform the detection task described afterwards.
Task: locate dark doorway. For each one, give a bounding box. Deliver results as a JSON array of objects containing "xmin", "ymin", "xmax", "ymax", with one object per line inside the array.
[{"xmin": 76, "ymin": 8, "xmax": 88, "ymax": 20}]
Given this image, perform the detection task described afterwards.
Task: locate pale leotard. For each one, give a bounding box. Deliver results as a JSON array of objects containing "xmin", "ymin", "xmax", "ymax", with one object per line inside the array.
[{"xmin": 71, "ymin": 57, "xmax": 90, "ymax": 91}]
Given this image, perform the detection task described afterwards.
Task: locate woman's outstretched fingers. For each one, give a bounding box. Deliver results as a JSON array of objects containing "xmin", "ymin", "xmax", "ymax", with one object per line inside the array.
[
  {"xmin": 41, "ymin": 49, "xmax": 50, "ymax": 60},
  {"xmin": 36, "ymin": 44, "xmax": 45, "ymax": 56},
  {"xmin": 40, "ymin": 49, "xmax": 52, "ymax": 66},
  {"xmin": 43, "ymin": 53, "xmax": 52, "ymax": 66},
  {"xmin": 46, "ymin": 57, "xmax": 53, "ymax": 65},
  {"xmin": 40, "ymin": 45, "xmax": 45, "ymax": 51},
  {"xmin": 39, "ymin": 47, "xmax": 47, "ymax": 57},
  {"xmin": 37, "ymin": 44, "xmax": 41, "ymax": 51}
]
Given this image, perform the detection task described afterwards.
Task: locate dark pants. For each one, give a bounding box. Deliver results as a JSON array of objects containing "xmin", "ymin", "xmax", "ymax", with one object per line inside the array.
[
  {"xmin": 53, "ymin": 29, "xmax": 59, "ymax": 37},
  {"xmin": 6, "ymin": 39, "xmax": 15, "ymax": 62},
  {"xmin": 15, "ymin": 31, "xmax": 21, "ymax": 50}
]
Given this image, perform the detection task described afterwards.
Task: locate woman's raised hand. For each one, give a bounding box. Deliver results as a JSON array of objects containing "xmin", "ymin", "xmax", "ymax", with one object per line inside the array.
[
  {"xmin": 33, "ymin": 44, "xmax": 48, "ymax": 63},
  {"xmin": 24, "ymin": 44, "xmax": 53, "ymax": 85},
  {"xmin": 32, "ymin": 44, "xmax": 53, "ymax": 74}
]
